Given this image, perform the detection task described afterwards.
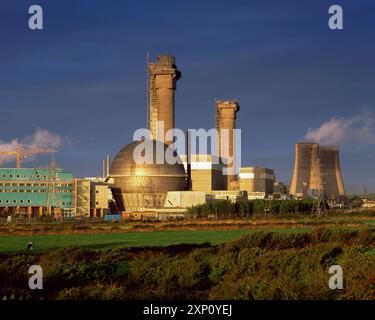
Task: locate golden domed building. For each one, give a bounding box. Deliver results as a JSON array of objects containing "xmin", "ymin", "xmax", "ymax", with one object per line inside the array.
[{"xmin": 109, "ymin": 140, "xmax": 186, "ymax": 211}]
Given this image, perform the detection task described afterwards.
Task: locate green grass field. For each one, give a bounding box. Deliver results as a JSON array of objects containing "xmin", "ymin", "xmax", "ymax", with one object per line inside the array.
[
  {"xmin": 1, "ymin": 217, "xmax": 373, "ymax": 254},
  {"xmin": 0, "ymin": 228, "xmax": 312, "ymax": 253}
]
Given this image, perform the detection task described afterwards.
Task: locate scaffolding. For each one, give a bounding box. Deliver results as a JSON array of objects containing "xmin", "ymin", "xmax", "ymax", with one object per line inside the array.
[
  {"xmin": 148, "ymin": 65, "xmax": 159, "ymax": 140},
  {"xmin": 75, "ymin": 179, "xmax": 90, "ymax": 217}
]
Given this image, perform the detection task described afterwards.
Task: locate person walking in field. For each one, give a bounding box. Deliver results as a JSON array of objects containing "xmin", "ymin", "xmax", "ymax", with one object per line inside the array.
[{"xmin": 27, "ymin": 241, "xmax": 34, "ymax": 251}]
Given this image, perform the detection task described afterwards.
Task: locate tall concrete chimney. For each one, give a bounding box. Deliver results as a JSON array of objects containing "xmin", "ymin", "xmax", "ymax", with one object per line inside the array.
[
  {"xmin": 148, "ymin": 55, "xmax": 181, "ymax": 145},
  {"xmin": 216, "ymin": 100, "xmax": 240, "ymax": 190}
]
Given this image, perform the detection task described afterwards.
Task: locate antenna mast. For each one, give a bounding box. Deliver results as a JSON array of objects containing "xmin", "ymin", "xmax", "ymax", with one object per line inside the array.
[
  {"xmin": 45, "ymin": 158, "xmax": 59, "ymax": 217},
  {"xmin": 312, "ymin": 158, "xmax": 328, "ymax": 216}
]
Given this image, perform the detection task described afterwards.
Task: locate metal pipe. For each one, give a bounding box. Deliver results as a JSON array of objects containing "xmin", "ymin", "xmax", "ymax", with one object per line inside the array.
[
  {"xmin": 106, "ymin": 155, "xmax": 110, "ymax": 177},
  {"xmin": 186, "ymin": 130, "xmax": 191, "ymax": 190}
]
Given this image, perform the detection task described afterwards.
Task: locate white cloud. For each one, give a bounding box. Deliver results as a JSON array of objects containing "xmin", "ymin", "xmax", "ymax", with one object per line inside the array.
[{"xmin": 0, "ymin": 128, "xmax": 64, "ymax": 165}]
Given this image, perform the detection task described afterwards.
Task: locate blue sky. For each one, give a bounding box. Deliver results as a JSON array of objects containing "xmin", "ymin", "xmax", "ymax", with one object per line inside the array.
[{"xmin": 1, "ymin": 0, "xmax": 375, "ymax": 192}]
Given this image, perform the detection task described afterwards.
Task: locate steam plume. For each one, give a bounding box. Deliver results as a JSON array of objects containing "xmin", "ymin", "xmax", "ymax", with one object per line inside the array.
[{"xmin": 305, "ymin": 111, "xmax": 374, "ymax": 146}]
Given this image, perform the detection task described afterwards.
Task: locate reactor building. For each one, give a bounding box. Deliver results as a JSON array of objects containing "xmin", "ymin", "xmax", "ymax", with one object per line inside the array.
[
  {"xmin": 109, "ymin": 140, "xmax": 186, "ymax": 211},
  {"xmin": 108, "ymin": 55, "xmax": 186, "ymax": 212},
  {"xmin": 290, "ymin": 142, "xmax": 345, "ymax": 199}
]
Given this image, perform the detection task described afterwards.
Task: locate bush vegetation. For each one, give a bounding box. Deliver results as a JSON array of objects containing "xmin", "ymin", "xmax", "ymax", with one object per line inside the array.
[
  {"xmin": 188, "ymin": 199, "xmax": 326, "ymax": 218},
  {"xmin": 0, "ymin": 228, "xmax": 374, "ymax": 300}
]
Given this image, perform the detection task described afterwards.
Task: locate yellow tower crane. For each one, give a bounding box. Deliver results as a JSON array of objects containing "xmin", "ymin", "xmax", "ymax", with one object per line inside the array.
[{"xmin": 0, "ymin": 143, "xmax": 57, "ymax": 168}]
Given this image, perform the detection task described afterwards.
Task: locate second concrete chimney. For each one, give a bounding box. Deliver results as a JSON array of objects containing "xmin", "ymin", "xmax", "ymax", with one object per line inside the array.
[{"xmin": 148, "ymin": 55, "xmax": 181, "ymax": 145}]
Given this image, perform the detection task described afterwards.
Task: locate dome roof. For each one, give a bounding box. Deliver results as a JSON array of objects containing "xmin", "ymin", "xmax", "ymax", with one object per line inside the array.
[{"xmin": 109, "ymin": 140, "xmax": 186, "ymax": 194}]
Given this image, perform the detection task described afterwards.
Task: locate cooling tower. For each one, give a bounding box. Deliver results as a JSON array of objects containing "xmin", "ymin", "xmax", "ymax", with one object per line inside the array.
[
  {"xmin": 148, "ymin": 55, "xmax": 181, "ymax": 145},
  {"xmin": 290, "ymin": 143, "xmax": 346, "ymax": 198},
  {"xmin": 216, "ymin": 100, "xmax": 240, "ymax": 190},
  {"xmin": 290, "ymin": 142, "xmax": 320, "ymax": 196},
  {"xmin": 319, "ymin": 147, "xmax": 346, "ymax": 198}
]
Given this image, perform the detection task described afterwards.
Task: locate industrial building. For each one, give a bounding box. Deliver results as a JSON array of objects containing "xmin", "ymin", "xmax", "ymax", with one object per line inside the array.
[
  {"xmin": 0, "ymin": 167, "xmax": 75, "ymax": 216},
  {"xmin": 164, "ymin": 190, "xmax": 247, "ymax": 208},
  {"xmin": 0, "ymin": 166, "xmax": 112, "ymax": 218},
  {"xmin": 290, "ymin": 142, "xmax": 345, "ymax": 199},
  {"xmin": 164, "ymin": 191, "xmax": 212, "ymax": 208},
  {"xmin": 239, "ymin": 167, "xmax": 275, "ymax": 198},
  {"xmin": 362, "ymin": 199, "xmax": 375, "ymax": 208},
  {"xmin": 274, "ymin": 181, "xmax": 288, "ymax": 195},
  {"xmin": 180, "ymin": 154, "xmax": 226, "ymax": 191},
  {"xmin": 75, "ymin": 178, "xmax": 111, "ymax": 217}
]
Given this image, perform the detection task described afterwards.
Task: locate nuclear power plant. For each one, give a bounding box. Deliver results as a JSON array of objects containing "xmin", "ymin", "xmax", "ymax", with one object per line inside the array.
[
  {"xmin": 106, "ymin": 54, "xmax": 276, "ymax": 214},
  {"xmin": 290, "ymin": 142, "xmax": 346, "ymax": 199},
  {"xmin": 0, "ymin": 54, "xmax": 350, "ymax": 219}
]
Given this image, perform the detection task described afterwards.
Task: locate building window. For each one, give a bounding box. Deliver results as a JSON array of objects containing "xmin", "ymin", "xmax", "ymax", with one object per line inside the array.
[
  {"xmin": 6, "ymin": 200, "xmax": 10, "ymax": 204},
  {"xmin": 13, "ymin": 200, "xmax": 17, "ymax": 203},
  {"xmin": 27, "ymin": 200, "xmax": 31, "ymax": 203}
]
